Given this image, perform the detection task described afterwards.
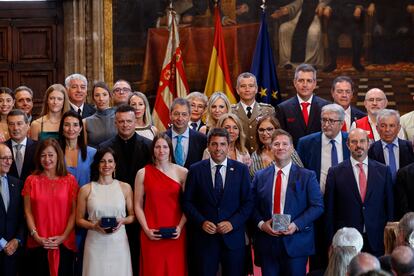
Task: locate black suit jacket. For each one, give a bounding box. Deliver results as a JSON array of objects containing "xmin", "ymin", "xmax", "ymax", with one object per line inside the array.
[
  {"xmin": 6, "ymin": 138, "xmax": 38, "ymax": 181},
  {"xmin": 99, "ymin": 133, "xmax": 151, "ymax": 188},
  {"xmin": 276, "ymin": 95, "xmax": 330, "ymax": 147},
  {"xmin": 0, "ymin": 175, "xmax": 24, "ymax": 276},
  {"xmin": 395, "ymin": 163, "xmax": 414, "ymax": 219},
  {"xmin": 368, "ymin": 139, "xmax": 414, "ymax": 170},
  {"xmin": 71, "ymin": 103, "xmax": 96, "ymax": 119},
  {"xmin": 165, "ymin": 128, "xmax": 207, "ymax": 169},
  {"xmin": 350, "ymin": 105, "xmax": 366, "ymax": 123}
]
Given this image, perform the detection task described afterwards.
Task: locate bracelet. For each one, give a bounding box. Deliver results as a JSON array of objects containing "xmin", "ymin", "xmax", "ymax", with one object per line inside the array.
[{"xmin": 30, "ymin": 228, "xmax": 37, "ymax": 236}]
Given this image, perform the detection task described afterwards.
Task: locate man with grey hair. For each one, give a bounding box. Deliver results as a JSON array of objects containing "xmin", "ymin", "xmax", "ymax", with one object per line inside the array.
[
  {"xmin": 333, "ymin": 227, "xmax": 364, "ymax": 253},
  {"xmin": 186, "ymin": 91, "xmax": 207, "ymax": 131},
  {"xmin": 276, "ymin": 64, "xmax": 330, "ymax": 147},
  {"xmin": 231, "ymin": 72, "xmax": 275, "ymax": 153},
  {"xmin": 65, "ymin": 73, "xmax": 96, "ymax": 118},
  {"xmin": 298, "ymin": 103, "xmax": 350, "ymax": 270},
  {"xmin": 351, "ymin": 88, "xmax": 405, "ymax": 144},
  {"xmin": 368, "ymin": 109, "xmax": 414, "ymax": 182},
  {"xmin": 348, "ymin": 253, "xmax": 381, "ymax": 276}
]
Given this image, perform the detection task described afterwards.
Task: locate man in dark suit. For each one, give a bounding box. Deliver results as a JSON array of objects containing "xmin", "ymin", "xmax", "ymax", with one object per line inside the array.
[
  {"xmin": 99, "ymin": 104, "xmax": 151, "ymax": 276},
  {"xmin": 330, "ymin": 76, "xmax": 366, "ymax": 132},
  {"xmin": 186, "ymin": 92, "xmax": 207, "ymax": 131},
  {"xmin": 231, "ymin": 72, "xmax": 275, "ymax": 154},
  {"xmin": 325, "ymin": 128, "xmax": 394, "ymax": 257},
  {"xmin": 395, "ymin": 165, "xmax": 414, "ymax": 220},
  {"xmin": 368, "ymin": 109, "xmax": 414, "ymax": 182},
  {"xmin": 112, "ymin": 79, "xmax": 132, "ymax": 107},
  {"xmin": 297, "ymin": 103, "xmax": 350, "ymax": 270},
  {"xmin": 322, "ymin": 0, "xmax": 367, "ymax": 72},
  {"xmin": 13, "ymin": 86, "xmax": 34, "ymax": 123},
  {"xmin": 252, "ymin": 129, "xmax": 324, "ymax": 276},
  {"xmin": 276, "ymin": 63, "xmax": 330, "ymax": 147},
  {"xmin": 0, "ymin": 143, "xmax": 25, "ymax": 276},
  {"xmin": 183, "ymin": 127, "xmax": 253, "ymax": 276},
  {"xmin": 65, "ymin": 73, "xmax": 96, "ymax": 118},
  {"xmin": 6, "ymin": 109, "xmax": 37, "ymax": 181},
  {"xmin": 165, "ymin": 97, "xmax": 207, "ymax": 169}
]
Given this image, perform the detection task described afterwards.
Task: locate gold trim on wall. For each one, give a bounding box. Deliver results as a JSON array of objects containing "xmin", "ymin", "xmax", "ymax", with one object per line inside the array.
[{"xmin": 104, "ymin": 0, "xmax": 113, "ymax": 87}]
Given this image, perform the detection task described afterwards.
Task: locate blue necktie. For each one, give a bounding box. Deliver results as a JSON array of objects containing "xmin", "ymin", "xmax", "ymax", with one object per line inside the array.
[
  {"xmin": 386, "ymin": 143, "xmax": 397, "ymax": 180},
  {"xmin": 175, "ymin": 135, "xmax": 184, "ymax": 166},
  {"xmin": 1, "ymin": 177, "xmax": 9, "ymax": 212},
  {"xmin": 214, "ymin": 165, "xmax": 224, "ymax": 202},
  {"xmin": 330, "ymin": 140, "xmax": 338, "ymax": 166}
]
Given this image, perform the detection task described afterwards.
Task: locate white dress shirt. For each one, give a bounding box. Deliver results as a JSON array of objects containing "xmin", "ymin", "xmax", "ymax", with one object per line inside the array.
[
  {"xmin": 69, "ymin": 102, "xmax": 84, "ymax": 114},
  {"xmin": 11, "ymin": 137, "xmax": 27, "ymax": 160},
  {"xmin": 344, "ymin": 106, "xmax": 351, "ymax": 131},
  {"xmin": 210, "ymin": 158, "xmax": 228, "ymax": 188},
  {"xmin": 320, "ymin": 133, "xmax": 343, "ymax": 193},
  {"xmin": 240, "ymin": 101, "xmax": 256, "ymax": 117},
  {"xmin": 297, "ymin": 94, "xmax": 313, "ymax": 115},
  {"xmin": 350, "ymin": 156, "xmax": 369, "ymax": 195}
]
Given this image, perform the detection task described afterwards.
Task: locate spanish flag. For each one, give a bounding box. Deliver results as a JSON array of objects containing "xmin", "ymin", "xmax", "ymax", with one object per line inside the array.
[
  {"xmin": 204, "ymin": 5, "xmax": 236, "ymax": 104},
  {"xmin": 153, "ymin": 8, "xmax": 189, "ymax": 131}
]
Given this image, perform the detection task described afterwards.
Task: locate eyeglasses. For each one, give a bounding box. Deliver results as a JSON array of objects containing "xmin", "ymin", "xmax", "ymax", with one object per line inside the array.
[
  {"xmin": 321, "ymin": 118, "xmax": 342, "ymax": 125},
  {"xmin": 0, "ymin": 156, "xmax": 13, "ymax": 161},
  {"xmin": 258, "ymin": 127, "xmax": 275, "ymax": 133},
  {"xmin": 113, "ymin": 87, "xmax": 131, "ymax": 94}
]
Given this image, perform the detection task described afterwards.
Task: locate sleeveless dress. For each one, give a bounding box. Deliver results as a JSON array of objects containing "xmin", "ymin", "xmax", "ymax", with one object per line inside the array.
[
  {"xmin": 140, "ymin": 164, "xmax": 186, "ymax": 276},
  {"xmin": 82, "ymin": 180, "xmax": 132, "ymax": 276},
  {"xmin": 38, "ymin": 116, "xmax": 59, "ymax": 141}
]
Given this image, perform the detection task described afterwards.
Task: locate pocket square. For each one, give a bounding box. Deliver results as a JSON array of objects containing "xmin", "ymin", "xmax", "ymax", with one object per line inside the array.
[{"xmin": 287, "ymin": 117, "xmax": 296, "ymax": 123}]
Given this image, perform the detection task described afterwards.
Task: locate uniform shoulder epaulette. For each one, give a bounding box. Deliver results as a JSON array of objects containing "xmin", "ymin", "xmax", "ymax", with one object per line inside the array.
[{"xmin": 258, "ymin": 102, "xmax": 273, "ymax": 107}]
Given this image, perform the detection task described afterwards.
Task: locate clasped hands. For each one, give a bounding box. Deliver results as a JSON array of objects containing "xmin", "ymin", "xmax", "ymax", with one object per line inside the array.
[
  {"xmin": 202, "ymin": 220, "xmax": 233, "ymax": 235},
  {"xmin": 34, "ymin": 234, "xmax": 66, "ymax": 250},
  {"xmin": 260, "ymin": 219, "xmax": 297, "ymax": 237}
]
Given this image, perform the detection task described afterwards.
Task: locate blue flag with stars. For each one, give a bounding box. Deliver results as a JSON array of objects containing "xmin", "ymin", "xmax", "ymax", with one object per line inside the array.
[{"xmin": 250, "ymin": 10, "xmax": 282, "ymax": 106}]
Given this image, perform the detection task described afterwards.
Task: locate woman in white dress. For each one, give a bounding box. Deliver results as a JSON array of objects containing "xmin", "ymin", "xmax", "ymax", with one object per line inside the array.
[{"xmin": 76, "ymin": 147, "xmax": 135, "ymax": 276}]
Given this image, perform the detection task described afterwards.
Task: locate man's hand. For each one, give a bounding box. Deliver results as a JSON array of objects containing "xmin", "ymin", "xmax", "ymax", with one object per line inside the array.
[
  {"xmin": 217, "ymin": 221, "xmax": 233, "ymax": 234},
  {"xmin": 354, "ymin": 7, "xmax": 362, "ymax": 19},
  {"xmin": 260, "ymin": 219, "xmax": 282, "ymax": 236},
  {"xmin": 202, "ymin": 221, "xmax": 217, "ymax": 234},
  {"xmin": 281, "ymin": 223, "xmax": 298, "ymax": 236},
  {"xmin": 4, "ymin": 239, "xmax": 19, "ymax": 256},
  {"xmin": 367, "ymin": 3, "xmax": 375, "ymax": 16},
  {"xmin": 222, "ymin": 17, "xmax": 236, "ymax": 26},
  {"xmin": 271, "ymin": 7, "xmax": 289, "ymax": 19},
  {"xmin": 323, "ymin": 6, "xmax": 332, "ymax": 18}
]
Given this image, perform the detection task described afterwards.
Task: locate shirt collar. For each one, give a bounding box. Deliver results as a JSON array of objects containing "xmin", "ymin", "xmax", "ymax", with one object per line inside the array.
[
  {"xmin": 69, "ymin": 102, "xmax": 84, "ymax": 112},
  {"xmin": 11, "ymin": 137, "xmax": 27, "ymax": 147},
  {"xmin": 274, "ymin": 161, "xmax": 292, "ymax": 175},
  {"xmin": 381, "ymin": 138, "xmax": 399, "ymax": 149},
  {"xmin": 322, "ymin": 132, "xmax": 342, "ymax": 145},
  {"xmin": 210, "ymin": 158, "xmax": 228, "ymax": 169},
  {"xmin": 240, "ymin": 101, "xmax": 256, "ymax": 113},
  {"xmin": 297, "ymin": 94, "xmax": 313, "ymax": 104},
  {"xmin": 350, "ymin": 156, "xmax": 368, "ymax": 167},
  {"xmin": 172, "ymin": 127, "xmax": 189, "ymax": 138}
]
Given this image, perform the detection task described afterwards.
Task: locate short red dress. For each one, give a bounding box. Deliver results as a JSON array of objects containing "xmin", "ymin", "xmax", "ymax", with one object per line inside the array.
[
  {"xmin": 140, "ymin": 164, "xmax": 186, "ymax": 276},
  {"xmin": 22, "ymin": 174, "xmax": 79, "ymax": 276}
]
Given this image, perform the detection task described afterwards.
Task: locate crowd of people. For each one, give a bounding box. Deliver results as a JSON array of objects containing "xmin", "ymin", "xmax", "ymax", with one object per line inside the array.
[{"xmin": 2, "ymin": 66, "xmax": 414, "ymax": 276}]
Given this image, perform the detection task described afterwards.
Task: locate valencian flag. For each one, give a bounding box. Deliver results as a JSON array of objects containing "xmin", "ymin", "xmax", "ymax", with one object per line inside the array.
[
  {"xmin": 153, "ymin": 7, "xmax": 189, "ymax": 131},
  {"xmin": 250, "ymin": 9, "xmax": 281, "ymax": 106},
  {"xmin": 204, "ymin": 4, "xmax": 236, "ymax": 103}
]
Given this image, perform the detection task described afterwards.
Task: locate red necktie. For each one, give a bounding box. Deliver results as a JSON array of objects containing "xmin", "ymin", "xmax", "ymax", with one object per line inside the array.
[
  {"xmin": 301, "ymin": 102, "xmax": 310, "ymax": 126},
  {"xmin": 273, "ymin": 170, "xmax": 283, "ymax": 214},
  {"xmin": 357, "ymin": 163, "xmax": 367, "ymax": 202},
  {"xmin": 341, "ymin": 122, "xmax": 347, "ymax": 132}
]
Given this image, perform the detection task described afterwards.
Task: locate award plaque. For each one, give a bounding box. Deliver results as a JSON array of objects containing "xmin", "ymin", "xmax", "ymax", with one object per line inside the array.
[{"xmin": 272, "ymin": 214, "xmax": 291, "ymax": 231}]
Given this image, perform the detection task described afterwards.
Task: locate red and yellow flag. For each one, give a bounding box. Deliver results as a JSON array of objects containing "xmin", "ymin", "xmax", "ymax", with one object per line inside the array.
[
  {"xmin": 153, "ymin": 9, "xmax": 189, "ymax": 131},
  {"xmin": 204, "ymin": 6, "xmax": 236, "ymax": 103}
]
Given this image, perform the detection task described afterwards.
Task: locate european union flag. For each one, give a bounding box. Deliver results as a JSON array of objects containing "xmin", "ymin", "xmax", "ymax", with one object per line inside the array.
[{"xmin": 250, "ymin": 11, "xmax": 282, "ymax": 106}]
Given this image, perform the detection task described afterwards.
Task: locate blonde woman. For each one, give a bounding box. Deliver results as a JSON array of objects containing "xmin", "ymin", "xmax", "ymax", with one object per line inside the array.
[
  {"xmin": 203, "ymin": 113, "xmax": 251, "ymax": 166},
  {"xmin": 199, "ymin": 92, "xmax": 231, "ymax": 135},
  {"xmin": 30, "ymin": 84, "xmax": 70, "ymax": 141},
  {"xmin": 129, "ymin": 91, "xmax": 158, "ymax": 140}
]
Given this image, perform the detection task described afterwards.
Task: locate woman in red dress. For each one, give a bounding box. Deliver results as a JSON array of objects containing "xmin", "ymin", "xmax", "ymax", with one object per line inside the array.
[
  {"xmin": 135, "ymin": 133, "xmax": 188, "ymax": 276},
  {"xmin": 23, "ymin": 138, "xmax": 78, "ymax": 276}
]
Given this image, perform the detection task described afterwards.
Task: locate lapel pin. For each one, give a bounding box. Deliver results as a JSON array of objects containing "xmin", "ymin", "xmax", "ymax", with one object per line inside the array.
[{"xmin": 230, "ymin": 167, "xmax": 234, "ymax": 171}]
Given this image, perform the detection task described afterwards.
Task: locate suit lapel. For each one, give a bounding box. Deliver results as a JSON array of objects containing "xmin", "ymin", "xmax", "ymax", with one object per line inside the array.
[
  {"xmin": 284, "ymin": 165, "xmax": 298, "ymax": 214},
  {"xmin": 345, "ymin": 160, "xmax": 364, "ymax": 204},
  {"xmin": 375, "ymin": 142, "xmax": 386, "ymax": 164},
  {"xmin": 365, "ymin": 160, "xmax": 376, "ymax": 203},
  {"xmin": 262, "ymin": 165, "xmax": 275, "ymax": 218},
  {"xmin": 314, "ymin": 135, "xmax": 322, "ymax": 175},
  {"xmin": 308, "ymin": 97, "xmax": 320, "ymax": 130},
  {"xmin": 250, "ymin": 102, "xmax": 260, "ymax": 122},
  {"xmin": 341, "ymin": 132, "xmax": 350, "ymax": 160},
  {"xmin": 222, "ymin": 160, "xmax": 235, "ymax": 201}
]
